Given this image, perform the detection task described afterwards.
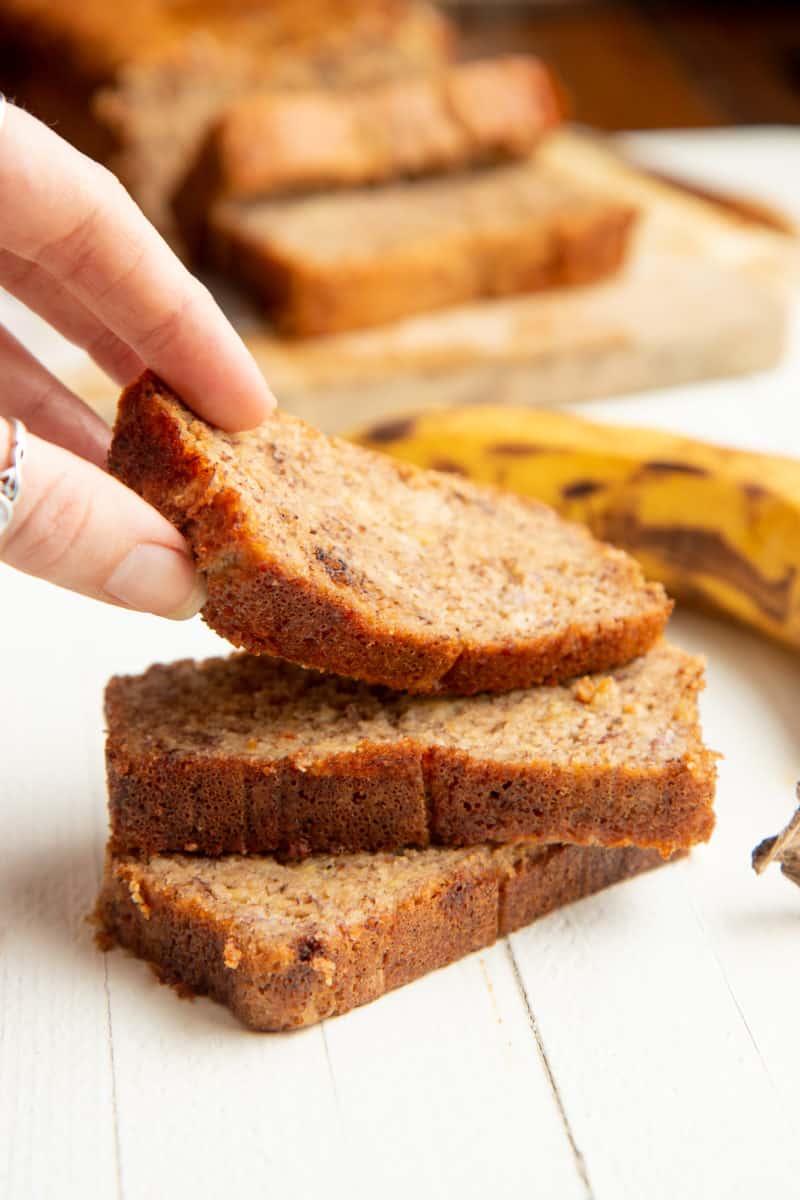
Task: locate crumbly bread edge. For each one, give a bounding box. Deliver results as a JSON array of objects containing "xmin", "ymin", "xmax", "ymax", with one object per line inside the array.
[
  {"xmin": 98, "ymin": 842, "xmax": 674, "ymax": 1031},
  {"xmin": 108, "ymin": 373, "xmax": 672, "ymax": 695},
  {"xmin": 105, "ymin": 648, "xmax": 716, "ymax": 859}
]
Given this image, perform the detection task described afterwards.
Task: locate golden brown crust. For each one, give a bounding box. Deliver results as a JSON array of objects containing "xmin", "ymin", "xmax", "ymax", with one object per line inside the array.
[
  {"xmin": 424, "ymin": 753, "xmax": 714, "ymax": 854},
  {"xmin": 107, "ymin": 733, "xmax": 431, "ymax": 860},
  {"xmin": 98, "ymin": 843, "xmax": 672, "ymax": 1031},
  {"xmin": 105, "ymin": 645, "xmax": 716, "ymax": 859},
  {"xmin": 436, "ymin": 605, "xmax": 669, "ymax": 695},
  {"xmin": 107, "ymin": 742, "xmax": 714, "ymax": 858},
  {"xmin": 497, "ymin": 843, "xmax": 674, "ymax": 934},
  {"xmin": 108, "ymin": 373, "xmax": 671, "ymax": 695}
]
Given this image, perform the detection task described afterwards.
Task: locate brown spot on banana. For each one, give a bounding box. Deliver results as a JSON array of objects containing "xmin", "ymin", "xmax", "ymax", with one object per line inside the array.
[
  {"xmin": 639, "ymin": 460, "xmax": 710, "ymax": 476},
  {"xmin": 562, "ymin": 480, "xmax": 606, "ymax": 499},
  {"xmin": 597, "ymin": 512, "xmax": 796, "ymax": 624},
  {"xmin": 362, "ymin": 416, "xmax": 418, "ymax": 444},
  {"xmin": 430, "ymin": 459, "xmax": 467, "ymax": 476},
  {"xmin": 487, "ymin": 442, "xmax": 545, "ymax": 456}
]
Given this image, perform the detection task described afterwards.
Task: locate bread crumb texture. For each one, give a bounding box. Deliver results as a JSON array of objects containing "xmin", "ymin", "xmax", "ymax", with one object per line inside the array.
[
  {"xmin": 100, "ymin": 841, "xmax": 675, "ymax": 1030},
  {"xmin": 106, "ymin": 641, "xmax": 716, "ymax": 858}
]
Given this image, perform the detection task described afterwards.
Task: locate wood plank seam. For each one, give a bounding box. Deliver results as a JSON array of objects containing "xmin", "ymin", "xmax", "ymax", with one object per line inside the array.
[
  {"xmin": 92, "ymin": 704, "xmax": 126, "ymax": 1200},
  {"xmin": 504, "ymin": 940, "xmax": 594, "ymax": 1198},
  {"xmin": 319, "ymin": 1024, "xmax": 342, "ymax": 1114},
  {"xmin": 682, "ymin": 886, "xmax": 777, "ymax": 1091},
  {"xmin": 102, "ymin": 913, "xmax": 125, "ymax": 1199}
]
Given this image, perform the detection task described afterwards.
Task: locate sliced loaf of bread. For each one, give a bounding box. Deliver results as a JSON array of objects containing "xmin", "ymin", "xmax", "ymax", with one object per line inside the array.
[
  {"xmin": 174, "ymin": 56, "xmax": 562, "ymax": 247},
  {"xmin": 99, "ymin": 841, "xmax": 673, "ymax": 1031},
  {"xmin": 106, "ymin": 641, "xmax": 715, "ymax": 859},
  {"xmin": 208, "ymin": 162, "xmax": 636, "ymax": 334},
  {"xmin": 109, "ymin": 373, "xmax": 671, "ymax": 694}
]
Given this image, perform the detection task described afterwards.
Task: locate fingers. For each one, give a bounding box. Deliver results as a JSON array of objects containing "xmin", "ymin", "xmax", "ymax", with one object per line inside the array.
[
  {"xmin": 0, "ymin": 418, "xmax": 206, "ymax": 619},
  {"xmin": 0, "ymin": 324, "xmax": 111, "ymax": 466},
  {"xmin": 0, "ymin": 105, "xmax": 275, "ymax": 432},
  {"xmin": 0, "ymin": 250, "xmax": 145, "ymax": 385}
]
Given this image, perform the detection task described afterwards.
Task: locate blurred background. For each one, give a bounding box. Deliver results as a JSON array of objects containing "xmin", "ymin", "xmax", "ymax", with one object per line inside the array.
[
  {"xmin": 452, "ymin": 1, "xmax": 800, "ymax": 129},
  {"xmin": 1, "ymin": 0, "xmax": 796, "ymax": 428}
]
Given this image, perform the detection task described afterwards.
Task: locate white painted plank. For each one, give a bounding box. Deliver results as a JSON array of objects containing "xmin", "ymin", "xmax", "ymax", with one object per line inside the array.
[
  {"xmin": 106, "ymin": 956, "xmax": 343, "ymax": 1200},
  {"xmin": 0, "ymin": 574, "xmax": 119, "ymax": 1200},
  {"xmin": 320, "ymin": 941, "xmax": 587, "ymax": 1200},
  {"xmin": 655, "ymin": 613, "xmax": 800, "ymax": 1136},
  {"xmin": 105, "ymin": 937, "xmax": 585, "ymax": 1200},
  {"xmin": 509, "ymin": 857, "xmax": 800, "ymax": 1200},
  {"xmin": 508, "ymin": 607, "xmax": 800, "ymax": 1200},
  {"xmin": 0, "ymin": 568, "xmax": 235, "ymax": 1200}
]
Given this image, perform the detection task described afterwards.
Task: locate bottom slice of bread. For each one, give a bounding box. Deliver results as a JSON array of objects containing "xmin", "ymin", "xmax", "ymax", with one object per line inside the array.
[{"xmin": 99, "ymin": 842, "xmax": 674, "ymax": 1031}]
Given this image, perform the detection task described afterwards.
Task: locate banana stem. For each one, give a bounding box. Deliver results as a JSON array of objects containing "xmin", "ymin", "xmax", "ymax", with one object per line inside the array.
[{"xmin": 752, "ymin": 782, "xmax": 800, "ymax": 885}]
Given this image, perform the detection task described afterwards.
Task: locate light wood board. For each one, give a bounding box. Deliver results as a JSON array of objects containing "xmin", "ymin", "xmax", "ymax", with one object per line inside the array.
[{"xmin": 61, "ymin": 129, "xmax": 798, "ymax": 433}]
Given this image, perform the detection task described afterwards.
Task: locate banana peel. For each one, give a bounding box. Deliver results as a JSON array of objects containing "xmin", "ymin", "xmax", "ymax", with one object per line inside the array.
[{"xmin": 355, "ymin": 407, "xmax": 800, "ymax": 651}]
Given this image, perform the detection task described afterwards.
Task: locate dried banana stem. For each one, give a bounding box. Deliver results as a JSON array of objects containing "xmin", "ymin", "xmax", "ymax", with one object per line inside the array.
[{"xmin": 752, "ymin": 783, "xmax": 800, "ymax": 886}]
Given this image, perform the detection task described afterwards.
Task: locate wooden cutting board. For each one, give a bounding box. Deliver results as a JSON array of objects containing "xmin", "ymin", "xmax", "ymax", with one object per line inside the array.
[{"xmin": 73, "ymin": 130, "xmax": 797, "ymax": 433}]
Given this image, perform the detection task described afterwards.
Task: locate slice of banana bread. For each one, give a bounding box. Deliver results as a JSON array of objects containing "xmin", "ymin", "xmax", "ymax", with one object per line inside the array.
[
  {"xmin": 173, "ymin": 56, "xmax": 562, "ymax": 249},
  {"xmin": 109, "ymin": 373, "xmax": 671, "ymax": 693},
  {"xmin": 98, "ymin": 840, "xmax": 674, "ymax": 1031},
  {"xmin": 106, "ymin": 642, "xmax": 715, "ymax": 859},
  {"xmin": 208, "ymin": 162, "xmax": 636, "ymax": 335}
]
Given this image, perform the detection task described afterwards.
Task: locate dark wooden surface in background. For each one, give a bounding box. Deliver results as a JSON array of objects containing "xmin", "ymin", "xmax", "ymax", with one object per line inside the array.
[{"xmin": 456, "ymin": 2, "xmax": 800, "ymax": 129}]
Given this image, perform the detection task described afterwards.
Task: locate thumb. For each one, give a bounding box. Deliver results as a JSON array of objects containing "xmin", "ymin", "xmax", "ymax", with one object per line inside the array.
[{"xmin": 0, "ymin": 418, "xmax": 206, "ymax": 618}]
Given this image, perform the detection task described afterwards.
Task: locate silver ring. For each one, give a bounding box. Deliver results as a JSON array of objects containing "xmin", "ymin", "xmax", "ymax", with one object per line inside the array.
[{"xmin": 0, "ymin": 418, "xmax": 27, "ymax": 537}]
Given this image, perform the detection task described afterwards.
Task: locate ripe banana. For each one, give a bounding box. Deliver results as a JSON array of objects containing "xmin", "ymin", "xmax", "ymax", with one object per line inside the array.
[{"xmin": 355, "ymin": 407, "xmax": 800, "ymax": 651}]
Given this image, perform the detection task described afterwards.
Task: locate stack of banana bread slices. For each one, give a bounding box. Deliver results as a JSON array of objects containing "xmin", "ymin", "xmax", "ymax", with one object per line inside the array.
[
  {"xmin": 177, "ymin": 55, "xmax": 636, "ymax": 335},
  {"xmin": 97, "ymin": 372, "xmax": 717, "ymax": 1031}
]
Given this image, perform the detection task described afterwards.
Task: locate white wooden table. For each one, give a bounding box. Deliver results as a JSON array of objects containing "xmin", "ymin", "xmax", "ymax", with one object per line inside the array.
[{"xmin": 2, "ymin": 130, "xmax": 800, "ymax": 1200}]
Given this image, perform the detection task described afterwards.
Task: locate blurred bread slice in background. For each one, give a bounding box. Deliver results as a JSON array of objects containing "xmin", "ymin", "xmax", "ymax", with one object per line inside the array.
[
  {"xmin": 47, "ymin": 119, "xmax": 794, "ymax": 431},
  {"xmin": 0, "ymin": 0, "xmax": 454, "ymax": 238},
  {"xmin": 1, "ymin": 3, "xmax": 795, "ymax": 426},
  {"xmin": 173, "ymin": 56, "xmax": 563, "ymax": 250},
  {"xmin": 207, "ymin": 162, "xmax": 635, "ymax": 335}
]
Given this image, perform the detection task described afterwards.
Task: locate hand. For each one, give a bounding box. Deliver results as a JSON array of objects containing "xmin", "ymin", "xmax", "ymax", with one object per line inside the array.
[{"xmin": 0, "ymin": 101, "xmax": 275, "ymax": 618}]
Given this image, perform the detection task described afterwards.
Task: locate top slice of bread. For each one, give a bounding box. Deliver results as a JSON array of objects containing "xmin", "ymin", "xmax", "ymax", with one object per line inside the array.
[
  {"xmin": 173, "ymin": 56, "xmax": 562, "ymax": 246},
  {"xmin": 109, "ymin": 372, "xmax": 671, "ymax": 694}
]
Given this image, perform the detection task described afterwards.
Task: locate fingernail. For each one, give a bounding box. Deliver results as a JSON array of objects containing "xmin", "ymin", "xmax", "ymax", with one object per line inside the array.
[
  {"xmin": 243, "ymin": 377, "xmax": 277, "ymax": 425},
  {"xmin": 241, "ymin": 346, "xmax": 277, "ymax": 416},
  {"xmin": 104, "ymin": 543, "xmax": 207, "ymax": 620},
  {"xmin": 166, "ymin": 573, "xmax": 209, "ymax": 621}
]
